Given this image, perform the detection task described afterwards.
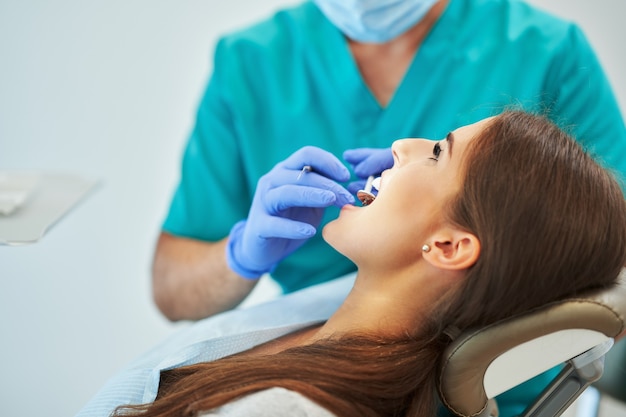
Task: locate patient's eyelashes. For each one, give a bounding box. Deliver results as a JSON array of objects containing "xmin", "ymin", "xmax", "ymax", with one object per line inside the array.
[{"xmin": 429, "ymin": 142, "xmax": 443, "ymax": 162}]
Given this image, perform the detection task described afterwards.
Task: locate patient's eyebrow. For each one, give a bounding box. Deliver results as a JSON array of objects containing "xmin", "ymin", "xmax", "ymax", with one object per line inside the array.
[{"xmin": 446, "ymin": 132, "xmax": 454, "ymax": 158}]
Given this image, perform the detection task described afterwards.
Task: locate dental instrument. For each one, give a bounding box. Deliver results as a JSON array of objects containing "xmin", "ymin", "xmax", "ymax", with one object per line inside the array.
[
  {"xmin": 297, "ymin": 165, "xmax": 312, "ymax": 180},
  {"xmin": 357, "ymin": 176, "xmax": 380, "ymax": 206}
]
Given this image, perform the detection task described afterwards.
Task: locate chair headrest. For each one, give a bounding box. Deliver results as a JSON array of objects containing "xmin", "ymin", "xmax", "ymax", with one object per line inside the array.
[{"xmin": 438, "ymin": 269, "xmax": 626, "ymax": 417}]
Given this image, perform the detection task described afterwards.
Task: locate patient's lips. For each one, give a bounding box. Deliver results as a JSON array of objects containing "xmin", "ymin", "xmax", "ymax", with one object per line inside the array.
[{"xmin": 357, "ymin": 176, "xmax": 381, "ymax": 206}]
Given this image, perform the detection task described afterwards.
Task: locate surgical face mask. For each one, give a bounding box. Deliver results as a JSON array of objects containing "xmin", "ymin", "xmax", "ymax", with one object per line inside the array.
[{"xmin": 313, "ymin": 0, "xmax": 440, "ymax": 43}]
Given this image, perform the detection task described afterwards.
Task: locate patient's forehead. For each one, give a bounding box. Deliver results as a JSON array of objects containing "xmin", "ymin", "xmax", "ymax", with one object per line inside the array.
[{"xmin": 454, "ymin": 117, "xmax": 494, "ymax": 138}]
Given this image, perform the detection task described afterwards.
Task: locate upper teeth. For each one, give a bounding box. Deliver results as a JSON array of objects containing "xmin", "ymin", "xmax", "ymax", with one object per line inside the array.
[{"xmin": 372, "ymin": 177, "xmax": 381, "ymax": 191}]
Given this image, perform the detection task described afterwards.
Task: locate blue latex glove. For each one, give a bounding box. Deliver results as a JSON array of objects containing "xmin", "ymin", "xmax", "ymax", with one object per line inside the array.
[
  {"xmin": 343, "ymin": 147, "xmax": 393, "ymax": 195},
  {"xmin": 227, "ymin": 146, "xmax": 355, "ymax": 279}
]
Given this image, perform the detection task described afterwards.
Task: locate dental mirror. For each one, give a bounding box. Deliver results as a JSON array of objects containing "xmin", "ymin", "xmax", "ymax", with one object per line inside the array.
[{"xmin": 357, "ymin": 176, "xmax": 380, "ymax": 206}]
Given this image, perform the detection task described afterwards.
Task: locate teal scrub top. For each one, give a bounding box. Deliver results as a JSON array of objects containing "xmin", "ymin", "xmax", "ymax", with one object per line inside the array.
[
  {"xmin": 164, "ymin": 0, "xmax": 626, "ymax": 292},
  {"xmin": 162, "ymin": 1, "xmax": 626, "ymax": 415}
]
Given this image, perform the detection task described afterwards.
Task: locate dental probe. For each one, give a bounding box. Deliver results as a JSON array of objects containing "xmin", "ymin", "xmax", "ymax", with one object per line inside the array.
[{"xmin": 297, "ymin": 165, "xmax": 312, "ymax": 180}]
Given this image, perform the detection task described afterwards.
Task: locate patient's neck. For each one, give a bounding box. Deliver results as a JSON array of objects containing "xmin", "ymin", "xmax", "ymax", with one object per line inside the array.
[
  {"xmin": 312, "ymin": 267, "xmax": 459, "ymax": 342},
  {"xmin": 249, "ymin": 268, "xmax": 460, "ymax": 356}
]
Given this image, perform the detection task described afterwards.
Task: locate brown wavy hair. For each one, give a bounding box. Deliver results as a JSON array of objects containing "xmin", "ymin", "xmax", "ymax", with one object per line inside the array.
[{"xmin": 114, "ymin": 111, "xmax": 626, "ymax": 417}]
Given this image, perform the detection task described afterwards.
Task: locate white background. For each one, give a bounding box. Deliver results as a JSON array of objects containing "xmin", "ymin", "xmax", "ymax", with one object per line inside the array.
[{"xmin": 1, "ymin": 1, "xmax": 624, "ymax": 416}]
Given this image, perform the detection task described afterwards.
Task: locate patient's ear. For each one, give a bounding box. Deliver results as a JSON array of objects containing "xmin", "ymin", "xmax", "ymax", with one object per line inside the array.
[{"xmin": 423, "ymin": 228, "xmax": 480, "ymax": 271}]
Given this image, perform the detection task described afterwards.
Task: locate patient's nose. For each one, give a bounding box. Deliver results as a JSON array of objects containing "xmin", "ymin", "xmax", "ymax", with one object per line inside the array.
[{"xmin": 391, "ymin": 138, "xmax": 431, "ymax": 164}]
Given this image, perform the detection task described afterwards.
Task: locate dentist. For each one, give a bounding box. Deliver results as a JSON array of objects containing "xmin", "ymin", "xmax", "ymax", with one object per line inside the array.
[{"xmin": 152, "ymin": 2, "xmax": 626, "ymax": 414}]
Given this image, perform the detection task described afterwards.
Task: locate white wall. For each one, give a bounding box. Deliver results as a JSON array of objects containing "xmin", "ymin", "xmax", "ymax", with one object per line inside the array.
[{"xmin": 0, "ymin": 1, "xmax": 624, "ymax": 416}]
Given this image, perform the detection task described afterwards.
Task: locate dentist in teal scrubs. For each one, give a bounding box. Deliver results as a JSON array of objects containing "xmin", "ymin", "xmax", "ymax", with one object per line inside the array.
[{"xmin": 152, "ymin": 1, "xmax": 626, "ymax": 415}]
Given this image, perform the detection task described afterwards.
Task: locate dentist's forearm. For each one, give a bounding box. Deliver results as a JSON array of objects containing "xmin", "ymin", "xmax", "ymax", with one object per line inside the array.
[{"xmin": 152, "ymin": 232, "xmax": 258, "ymax": 321}]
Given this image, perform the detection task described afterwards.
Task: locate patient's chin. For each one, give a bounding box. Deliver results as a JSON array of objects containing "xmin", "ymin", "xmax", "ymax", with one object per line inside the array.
[{"xmin": 321, "ymin": 220, "xmax": 345, "ymax": 253}]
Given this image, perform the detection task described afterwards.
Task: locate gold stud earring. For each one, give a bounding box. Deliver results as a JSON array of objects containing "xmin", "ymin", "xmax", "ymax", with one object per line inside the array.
[{"xmin": 422, "ymin": 244, "xmax": 431, "ymax": 253}]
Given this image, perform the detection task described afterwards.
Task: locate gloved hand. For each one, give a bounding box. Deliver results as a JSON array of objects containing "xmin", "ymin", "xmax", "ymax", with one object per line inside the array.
[
  {"xmin": 343, "ymin": 147, "xmax": 393, "ymax": 195},
  {"xmin": 227, "ymin": 146, "xmax": 355, "ymax": 279}
]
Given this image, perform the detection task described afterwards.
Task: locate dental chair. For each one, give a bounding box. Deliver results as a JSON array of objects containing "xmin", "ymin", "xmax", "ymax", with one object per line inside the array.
[
  {"xmin": 438, "ymin": 269, "xmax": 626, "ymax": 417},
  {"xmin": 590, "ymin": 337, "xmax": 626, "ymax": 414}
]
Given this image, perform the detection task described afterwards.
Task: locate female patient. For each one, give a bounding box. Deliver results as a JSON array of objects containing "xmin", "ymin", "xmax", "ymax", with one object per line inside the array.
[{"xmin": 104, "ymin": 111, "xmax": 626, "ymax": 417}]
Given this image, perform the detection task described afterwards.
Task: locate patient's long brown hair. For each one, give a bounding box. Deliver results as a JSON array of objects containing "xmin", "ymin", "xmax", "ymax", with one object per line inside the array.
[{"xmin": 115, "ymin": 112, "xmax": 626, "ymax": 417}]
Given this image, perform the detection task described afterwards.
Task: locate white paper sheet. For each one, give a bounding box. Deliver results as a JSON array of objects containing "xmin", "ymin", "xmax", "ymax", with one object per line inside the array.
[{"xmin": 0, "ymin": 172, "xmax": 98, "ymax": 245}]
